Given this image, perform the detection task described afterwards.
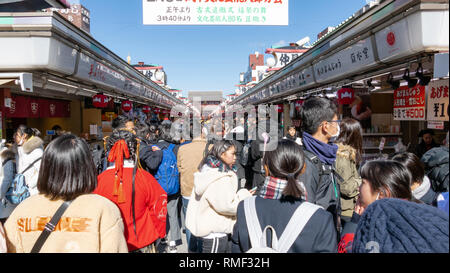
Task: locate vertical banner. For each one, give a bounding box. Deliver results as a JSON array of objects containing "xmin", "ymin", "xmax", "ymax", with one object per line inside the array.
[
  {"xmin": 427, "ymin": 79, "xmax": 449, "ymax": 121},
  {"xmin": 143, "ymin": 0, "xmax": 289, "ymax": 25},
  {"xmin": 393, "ymin": 85, "xmax": 426, "ymax": 121}
]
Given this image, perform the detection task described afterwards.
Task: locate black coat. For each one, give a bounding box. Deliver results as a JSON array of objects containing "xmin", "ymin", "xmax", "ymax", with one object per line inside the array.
[{"xmin": 231, "ymin": 197, "xmax": 337, "ymax": 253}]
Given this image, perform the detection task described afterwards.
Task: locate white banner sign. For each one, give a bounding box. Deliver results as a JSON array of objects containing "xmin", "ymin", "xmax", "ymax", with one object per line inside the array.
[
  {"xmin": 428, "ymin": 121, "xmax": 445, "ymax": 130},
  {"xmin": 427, "ymin": 79, "xmax": 449, "ymax": 121},
  {"xmin": 143, "ymin": 0, "xmax": 289, "ymax": 25},
  {"xmin": 313, "ymin": 37, "xmax": 377, "ymax": 83}
]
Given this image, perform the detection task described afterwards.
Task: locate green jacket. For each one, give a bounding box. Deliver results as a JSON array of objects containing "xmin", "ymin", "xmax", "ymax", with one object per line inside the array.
[{"xmin": 335, "ymin": 144, "xmax": 361, "ymax": 218}]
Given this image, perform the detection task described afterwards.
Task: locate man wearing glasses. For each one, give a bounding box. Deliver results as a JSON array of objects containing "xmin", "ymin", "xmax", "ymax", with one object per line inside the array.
[{"xmin": 299, "ymin": 96, "xmax": 342, "ymax": 242}]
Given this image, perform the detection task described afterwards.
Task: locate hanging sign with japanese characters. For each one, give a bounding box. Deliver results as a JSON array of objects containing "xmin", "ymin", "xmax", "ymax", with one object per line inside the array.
[
  {"xmin": 427, "ymin": 79, "xmax": 449, "ymax": 121},
  {"xmin": 393, "ymin": 85, "xmax": 426, "ymax": 121},
  {"xmin": 143, "ymin": 0, "xmax": 288, "ymax": 25},
  {"xmin": 313, "ymin": 37, "xmax": 376, "ymax": 83}
]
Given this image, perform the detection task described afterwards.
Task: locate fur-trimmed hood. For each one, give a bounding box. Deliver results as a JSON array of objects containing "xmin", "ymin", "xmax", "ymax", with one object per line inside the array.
[
  {"xmin": 336, "ymin": 143, "xmax": 357, "ymax": 162},
  {"xmin": 1, "ymin": 147, "xmax": 16, "ymax": 163},
  {"xmin": 22, "ymin": 136, "xmax": 44, "ymax": 154}
]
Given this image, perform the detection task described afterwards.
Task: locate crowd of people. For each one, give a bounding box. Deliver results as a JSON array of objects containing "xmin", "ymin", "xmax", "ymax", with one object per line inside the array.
[{"xmin": 0, "ymin": 96, "xmax": 448, "ymax": 253}]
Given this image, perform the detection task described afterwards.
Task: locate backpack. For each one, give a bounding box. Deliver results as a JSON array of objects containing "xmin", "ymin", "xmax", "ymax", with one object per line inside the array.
[
  {"xmin": 244, "ymin": 196, "xmax": 320, "ymax": 253},
  {"xmin": 155, "ymin": 144, "xmax": 180, "ymax": 196},
  {"xmin": 302, "ymin": 149, "xmax": 342, "ymax": 232},
  {"xmin": 91, "ymin": 144, "xmax": 105, "ymax": 175},
  {"xmin": 6, "ymin": 157, "xmax": 41, "ymax": 205}
]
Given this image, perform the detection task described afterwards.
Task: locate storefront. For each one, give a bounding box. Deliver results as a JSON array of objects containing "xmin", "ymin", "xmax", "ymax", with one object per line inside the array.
[
  {"xmin": 230, "ymin": 0, "xmax": 449, "ymax": 161},
  {"xmin": 0, "ymin": 11, "xmax": 182, "ymax": 144}
]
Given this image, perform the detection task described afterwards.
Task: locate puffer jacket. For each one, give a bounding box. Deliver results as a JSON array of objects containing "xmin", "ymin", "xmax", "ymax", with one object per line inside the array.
[
  {"xmin": 421, "ymin": 147, "xmax": 449, "ymax": 193},
  {"xmin": 185, "ymin": 166, "xmax": 251, "ymax": 237},
  {"xmin": 0, "ymin": 147, "xmax": 17, "ymax": 219},
  {"xmin": 335, "ymin": 144, "xmax": 362, "ymax": 218},
  {"xmin": 15, "ymin": 136, "xmax": 44, "ymax": 196}
]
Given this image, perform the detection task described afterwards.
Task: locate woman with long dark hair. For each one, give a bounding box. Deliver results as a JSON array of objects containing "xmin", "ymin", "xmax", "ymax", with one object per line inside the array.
[
  {"xmin": 94, "ymin": 128, "xmax": 167, "ymax": 253},
  {"xmin": 185, "ymin": 140, "xmax": 252, "ymax": 253},
  {"xmin": 4, "ymin": 134, "xmax": 128, "ymax": 252},
  {"xmin": 334, "ymin": 118, "xmax": 363, "ymax": 225},
  {"xmin": 232, "ymin": 140, "xmax": 337, "ymax": 253}
]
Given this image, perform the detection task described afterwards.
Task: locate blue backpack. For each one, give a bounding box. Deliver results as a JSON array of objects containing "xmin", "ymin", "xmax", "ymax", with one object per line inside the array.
[
  {"xmin": 6, "ymin": 157, "xmax": 41, "ymax": 205},
  {"xmin": 155, "ymin": 144, "xmax": 180, "ymax": 196}
]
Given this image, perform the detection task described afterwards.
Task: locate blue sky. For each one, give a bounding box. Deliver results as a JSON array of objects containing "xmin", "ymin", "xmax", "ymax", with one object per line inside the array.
[{"xmin": 78, "ymin": 0, "xmax": 369, "ymax": 97}]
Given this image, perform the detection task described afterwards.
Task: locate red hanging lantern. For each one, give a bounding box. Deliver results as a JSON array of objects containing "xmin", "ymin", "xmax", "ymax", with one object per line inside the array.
[
  {"xmin": 92, "ymin": 94, "xmax": 108, "ymax": 108},
  {"xmin": 337, "ymin": 87, "xmax": 355, "ymax": 105},
  {"xmin": 153, "ymin": 107, "xmax": 160, "ymax": 114},
  {"xmin": 142, "ymin": 105, "xmax": 151, "ymax": 114},
  {"xmin": 121, "ymin": 100, "xmax": 133, "ymax": 112},
  {"xmin": 295, "ymin": 100, "xmax": 304, "ymax": 111},
  {"xmin": 277, "ymin": 104, "xmax": 284, "ymax": 113}
]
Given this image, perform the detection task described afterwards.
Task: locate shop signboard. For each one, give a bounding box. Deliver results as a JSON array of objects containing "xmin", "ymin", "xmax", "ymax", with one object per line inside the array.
[
  {"xmin": 143, "ymin": 0, "xmax": 289, "ymax": 26},
  {"xmin": 393, "ymin": 85, "xmax": 426, "ymax": 121},
  {"xmin": 313, "ymin": 37, "xmax": 377, "ymax": 83},
  {"xmin": 427, "ymin": 79, "xmax": 449, "ymax": 121},
  {"xmin": 427, "ymin": 121, "xmax": 445, "ymax": 130}
]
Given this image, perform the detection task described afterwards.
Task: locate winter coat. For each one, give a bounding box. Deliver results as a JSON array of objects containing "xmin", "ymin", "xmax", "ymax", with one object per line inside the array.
[
  {"xmin": 94, "ymin": 161, "xmax": 168, "ymax": 251},
  {"xmin": 335, "ymin": 144, "xmax": 361, "ymax": 218},
  {"xmin": 415, "ymin": 140, "xmax": 440, "ymax": 160},
  {"xmin": 15, "ymin": 136, "xmax": 44, "ymax": 196},
  {"xmin": 352, "ymin": 198, "xmax": 449, "ymax": 253},
  {"xmin": 0, "ymin": 148, "xmax": 17, "ymax": 219},
  {"xmin": 4, "ymin": 194, "xmax": 128, "ymax": 253},
  {"xmin": 177, "ymin": 139, "xmax": 207, "ymax": 198},
  {"xmin": 185, "ymin": 166, "xmax": 252, "ymax": 237},
  {"xmin": 421, "ymin": 147, "xmax": 449, "ymax": 193},
  {"xmin": 231, "ymin": 197, "xmax": 338, "ymax": 253}
]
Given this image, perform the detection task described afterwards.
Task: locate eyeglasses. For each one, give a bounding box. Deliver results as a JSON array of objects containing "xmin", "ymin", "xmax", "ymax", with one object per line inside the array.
[{"xmin": 326, "ymin": 120, "xmax": 342, "ymax": 124}]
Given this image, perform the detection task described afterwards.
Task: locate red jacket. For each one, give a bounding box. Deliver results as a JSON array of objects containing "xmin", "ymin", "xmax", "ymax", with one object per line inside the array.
[{"xmin": 94, "ymin": 167, "xmax": 167, "ymax": 251}]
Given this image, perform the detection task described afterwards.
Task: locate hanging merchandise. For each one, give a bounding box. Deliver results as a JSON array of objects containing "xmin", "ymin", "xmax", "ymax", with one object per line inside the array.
[
  {"xmin": 92, "ymin": 93, "xmax": 109, "ymax": 108},
  {"xmin": 121, "ymin": 100, "xmax": 133, "ymax": 112}
]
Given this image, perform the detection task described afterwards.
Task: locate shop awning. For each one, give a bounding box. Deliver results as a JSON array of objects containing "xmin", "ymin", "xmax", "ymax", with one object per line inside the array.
[{"xmin": 0, "ymin": 79, "xmax": 16, "ymax": 87}]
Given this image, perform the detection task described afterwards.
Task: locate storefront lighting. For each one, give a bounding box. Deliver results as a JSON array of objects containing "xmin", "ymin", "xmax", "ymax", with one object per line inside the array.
[
  {"xmin": 387, "ymin": 73, "xmax": 400, "ymax": 90},
  {"xmin": 416, "ymin": 64, "xmax": 431, "ymax": 87},
  {"xmin": 48, "ymin": 79, "xmax": 79, "ymax": 90},
  {"xmin": 403, "ymin": 69, "xmax": 418, "ymax": 88}
]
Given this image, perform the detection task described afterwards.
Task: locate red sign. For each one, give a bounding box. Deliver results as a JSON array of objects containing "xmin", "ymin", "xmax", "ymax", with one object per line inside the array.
[
  {"xmin": 92, "ymin": 94, "xmax": 109, "ymax": 108},
  {"xmin": 142, "ymin": 105, "xmax": 151, "ymax": 114},
  {"xmin": 294, "ymin": 100, "xmax": 304, "ymax": 111},
  {"xmin": 7, "ymin": 96, "xmax": 70, "ymax": 118},
  {"xmin": 393, "ymin": 85, "xmax": 426, "ymax": 120},
  {"xmin": 121, "ymin": 100, "xmax": 133, "ymax": 112},
  {"xmin": 337, "ymin": 88, "xmax": 355, "ymax": 105},
  {"xmin": 277, "ymin": 104, "xmax": 284, "ymax": 113},
  {"xmin": 387, "ymin": 32, "xmax": 396, "ymax": 46}
]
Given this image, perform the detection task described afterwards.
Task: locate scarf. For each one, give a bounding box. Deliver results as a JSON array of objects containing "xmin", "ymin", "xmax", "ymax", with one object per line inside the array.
[
  {"xmin": 205, "ymin": 155, "xmax": 237, "ymax": 173},
  {"xmin": 413, "ymin": 176, "xmax": 432, "ymax": 200},
  {"xmin": 259, "ymin": 176, "xmax": 308, "ymax": 200},
  {"xmin": 302, "ymin": 132, "xmax": 338, "ymax": 165}
]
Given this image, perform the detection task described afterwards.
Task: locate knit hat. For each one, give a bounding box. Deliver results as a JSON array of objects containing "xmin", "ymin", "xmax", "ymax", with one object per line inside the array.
[{"xmin": 352, "ymin": 198, "xmax": 449, "ymax": 253}]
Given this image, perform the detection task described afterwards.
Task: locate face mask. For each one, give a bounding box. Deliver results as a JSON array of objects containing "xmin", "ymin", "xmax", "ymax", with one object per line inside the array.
[{"xmin": 329, "ymin": 124, "xmax": 340, "ymax": 142}]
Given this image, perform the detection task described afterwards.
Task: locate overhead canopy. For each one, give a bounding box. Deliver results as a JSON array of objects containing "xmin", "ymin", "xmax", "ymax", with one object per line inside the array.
[
  {"xmin": 0, "ymin": 79, "xmax": 16, "ymax": 87},
  {"xmin": 0, "ymin": 0, "xmax": 70, "ymax": 12}
]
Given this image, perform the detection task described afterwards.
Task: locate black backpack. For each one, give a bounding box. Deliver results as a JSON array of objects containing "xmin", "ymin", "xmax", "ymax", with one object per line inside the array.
[
  {"xmin": 302, "ymin": 148, "xmax": 342, "ymax": 235},
  {"xmin": 91, "ymin": 144, "xmax": 106, "ymax": 175}
]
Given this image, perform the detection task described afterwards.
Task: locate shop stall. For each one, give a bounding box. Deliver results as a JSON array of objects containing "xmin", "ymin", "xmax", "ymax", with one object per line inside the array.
[{"xmin": 230, "ymin": 0, "xmax": 449, "ymax": 162}]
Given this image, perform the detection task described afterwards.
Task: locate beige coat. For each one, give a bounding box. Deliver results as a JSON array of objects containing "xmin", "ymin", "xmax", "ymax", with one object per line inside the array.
[
  {"xmin": 335, "ymin": 144, "xmax": 362, "ymax": 218},
  {"xmin": 4, "ymin": 194, "xmax": 128, "ymax": 253},
  {"xmin": 177, "ymin": 139, "xmax": 207, "ymax": 197},
  {"xmin": 185, "ymin": 166, "xmax": 251, "ymax": 237}
]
